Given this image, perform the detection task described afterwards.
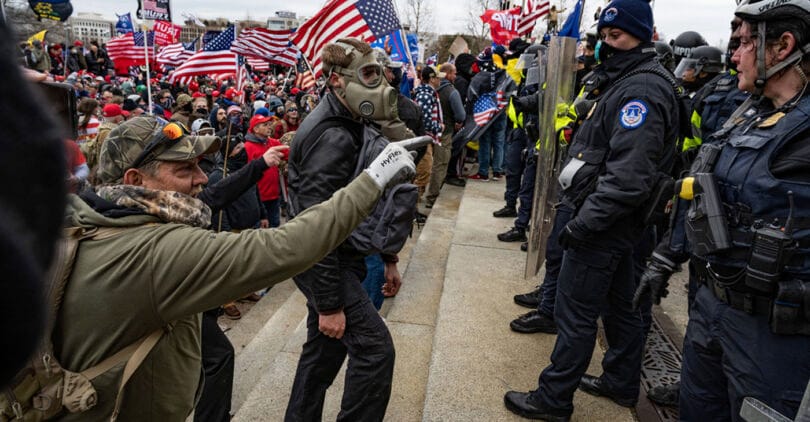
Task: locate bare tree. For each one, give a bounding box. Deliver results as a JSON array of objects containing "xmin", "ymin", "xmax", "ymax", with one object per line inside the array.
[
  {"xmin": 397, "ymin": 0, "xmax": 435, "ymax": 40},
  {"xmin": 464, "ymin": 0, "xmax": 497, "ymax": 38}
]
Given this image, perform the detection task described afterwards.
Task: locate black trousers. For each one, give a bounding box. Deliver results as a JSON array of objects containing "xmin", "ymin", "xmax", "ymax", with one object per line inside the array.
[
  {"xmin": 195, "ymin": 311, "xmax": 234, "ymax": 422},
  {"xmin": 533, "ymin": 244, "xmax": 644, "ymax": 413},
  {"xmin": 286, "ymin": 260, "xmax": 396, "ymax": 422}
]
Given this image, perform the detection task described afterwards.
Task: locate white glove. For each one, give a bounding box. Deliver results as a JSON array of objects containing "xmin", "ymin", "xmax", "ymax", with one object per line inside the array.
[{"xmin": 363, "ymin": 143, "xmax": 416, "ymax": 191}]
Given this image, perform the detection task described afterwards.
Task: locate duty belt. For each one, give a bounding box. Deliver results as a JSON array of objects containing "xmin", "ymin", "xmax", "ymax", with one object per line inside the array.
[{"xmin": 692, "ymin": 257, "xmax": 773, "ymax": 316}]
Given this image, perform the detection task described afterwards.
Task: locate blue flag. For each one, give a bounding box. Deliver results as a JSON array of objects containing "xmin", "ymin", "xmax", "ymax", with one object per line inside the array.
[
  {"xmin": 558, "ymin": 0, "xmax": 582, "ymax": 40},
  {"xmin": 115, "ymin": 12, "xmax": 133, "ymax": 34}
]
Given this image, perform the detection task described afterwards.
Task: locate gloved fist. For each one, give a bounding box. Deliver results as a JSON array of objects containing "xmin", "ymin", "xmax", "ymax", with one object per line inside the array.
[
  {"xmin": 632, "ymin": 253, "xmax": 680, "ymax": 310},
  {"xmin": 558, "ymin": 220, "xmax": 587, "ymax": 250},
  {"xmin": 364, "ymin": 143, "xmax": 416, "ymax": 191}
]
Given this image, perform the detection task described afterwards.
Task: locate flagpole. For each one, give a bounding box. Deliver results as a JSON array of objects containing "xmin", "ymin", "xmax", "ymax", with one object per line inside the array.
[
  {"xmin": 281, "ymin": 65, "xmax": 294, "ymax": 92},
  {"xmin": 139, "ymin": 1, "xmax": 154, "ymax": 116},
  {"xmin": 400, "ymin": 29, "xmax": 417, "ymax": 89}
]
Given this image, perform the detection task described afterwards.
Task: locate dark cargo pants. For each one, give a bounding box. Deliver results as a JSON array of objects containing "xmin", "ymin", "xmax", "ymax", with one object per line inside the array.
[
  {"xmin": 532, "ymin": 244, "xmax": 644, "ymax": 412},
  {"xmin": 286, "ymin": 260, "xmax": 395, "ymax": 422}
]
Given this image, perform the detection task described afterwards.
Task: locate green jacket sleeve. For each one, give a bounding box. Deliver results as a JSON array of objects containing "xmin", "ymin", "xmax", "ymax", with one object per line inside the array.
[{"xmin": 149, "ymin": 173, "xmax": 381, "ymax": 323}]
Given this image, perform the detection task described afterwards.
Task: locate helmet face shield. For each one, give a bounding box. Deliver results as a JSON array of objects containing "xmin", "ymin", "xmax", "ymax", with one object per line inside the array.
[
  {"xmin": 515, "ymin": 53, "xmax": 535, "ymax": 70},
  {"xmin": 674, "ymin": 57, "xmax": 702, "ymax": 79}
]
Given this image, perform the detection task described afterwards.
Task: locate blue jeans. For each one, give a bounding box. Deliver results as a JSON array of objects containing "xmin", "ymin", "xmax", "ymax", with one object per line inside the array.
[
  {"xmin": 361, "ymin": 254, "xmax": 386, "ymax": 310},
  {"xmin": 263, "ymin": 199, "xmax": 280, "ymax": 228},
  {"xmin": 477, "ymin": 114, "xmax": 506, "ymax": 176}
]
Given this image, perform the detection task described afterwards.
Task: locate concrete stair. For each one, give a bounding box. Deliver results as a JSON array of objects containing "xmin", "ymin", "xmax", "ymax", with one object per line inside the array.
[{"xmin": 227, "ymin": 179, "xmax": 636, "ymax": 421}]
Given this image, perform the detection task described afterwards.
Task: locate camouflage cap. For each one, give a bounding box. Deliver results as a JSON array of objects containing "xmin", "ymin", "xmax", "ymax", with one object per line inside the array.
[
  {"xmin": 176, "ymin": 93, "xmax": 193, "ymax": 108},
  {"xmin": 97, "ymin": 116, "xmax": 220, "ymax": 184}
]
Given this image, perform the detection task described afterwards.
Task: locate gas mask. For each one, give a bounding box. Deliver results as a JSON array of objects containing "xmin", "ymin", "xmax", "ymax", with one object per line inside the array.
[{"xmin": 329, "ymin": 43, "xmax": 398, "ymax": 121}]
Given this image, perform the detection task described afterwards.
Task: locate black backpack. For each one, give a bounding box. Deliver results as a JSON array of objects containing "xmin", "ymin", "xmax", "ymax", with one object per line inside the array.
[{"xmin": 290, "ymin": 116, "xmax": 417, "ymax": 255}]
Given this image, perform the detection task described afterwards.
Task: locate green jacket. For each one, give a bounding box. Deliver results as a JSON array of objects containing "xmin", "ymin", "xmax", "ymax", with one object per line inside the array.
[{"xmin": 54, "ymin": 173, "xmax": 381, "ymax": 421}]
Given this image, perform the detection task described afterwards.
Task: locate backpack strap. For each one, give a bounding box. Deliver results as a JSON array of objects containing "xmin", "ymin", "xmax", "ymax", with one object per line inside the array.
[{"xmin": 47, "ymin": 225, "xmax": 164, "ymax": 421}]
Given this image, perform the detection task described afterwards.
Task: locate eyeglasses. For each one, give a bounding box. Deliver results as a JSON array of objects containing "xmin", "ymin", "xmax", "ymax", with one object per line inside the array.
[
  {"xmin": 130, "ymin": 121, "xmax": 189, "ymax": 170},
  {"xmin": 287, "ymin": 108, "xmax": 298, "ymax": 112}
]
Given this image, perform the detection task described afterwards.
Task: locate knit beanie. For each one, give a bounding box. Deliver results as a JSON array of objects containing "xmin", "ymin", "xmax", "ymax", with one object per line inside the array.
[{"xmin": 598, "ymin": 0, "xmax": 654, "ymax": 42}]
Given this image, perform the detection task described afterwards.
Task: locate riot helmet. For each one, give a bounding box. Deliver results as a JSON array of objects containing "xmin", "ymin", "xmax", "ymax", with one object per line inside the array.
[
  {"xmin": 675, "ymin": 46, "xmax": 724, "ymax": 78},
  {"xmin": 671, "ymin": 31, "xmax": 708, "ymax": 66},
  {"xmin": 734, "ymin": 0, "xmax": 810, "ymax": 95},
  {"xmin": 654, "ymin": 41, "xmax": 675, "ymax": 73}
]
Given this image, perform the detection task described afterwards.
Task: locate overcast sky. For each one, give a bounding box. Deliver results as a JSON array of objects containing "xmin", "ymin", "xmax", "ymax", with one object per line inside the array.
[{"xmin": 72, "ymin": 0, "xmax": 738, "ymax": 48}]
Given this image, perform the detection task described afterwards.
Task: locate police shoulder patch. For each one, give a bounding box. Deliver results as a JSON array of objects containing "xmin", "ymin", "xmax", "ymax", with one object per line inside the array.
[{"xmin": 619, "ymin": 99, "xmax": 648, "ymax": 130}]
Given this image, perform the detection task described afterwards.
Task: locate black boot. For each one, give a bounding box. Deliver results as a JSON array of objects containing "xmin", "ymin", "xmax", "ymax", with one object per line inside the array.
[
  {"xmin": 503, "ymin": 391, "xmax": 571, "ymax": 421},
  {"xmin": 513, "ymin": 286, "xmax": 541, "ymax": 308},
  {"xmin": 498, "ymin": 227, "xmax": 527, "ymax": 242},
  {"xmin": 520, "ymin": 242, "xmax": 528, "ymax": 252},
  {"xmin": 510, "ymin": 310, "xmax": 558, "ymax": 334},
  {"xmin": 578, "ymin": 375, "xmax": 638, "ymax": 408},
  {"xmin": 493, "ymin": 205, "xmax": 517, "ymax": 218},
  {"xmin": 444, "ymin": 176, "xmax": 466, "ymax": 187},
  {"xmin": 647, "ymin": 382, "xmax": 680, "ymax": 407}
]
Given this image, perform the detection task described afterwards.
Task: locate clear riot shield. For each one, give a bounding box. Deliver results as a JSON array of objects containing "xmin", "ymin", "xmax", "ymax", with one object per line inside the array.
[{"xmin": 524, "ymin": 36, "xmax": 579, "ymax": 279}]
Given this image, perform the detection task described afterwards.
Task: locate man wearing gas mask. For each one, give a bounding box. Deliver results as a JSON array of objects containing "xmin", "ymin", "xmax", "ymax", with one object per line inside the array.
[{"xmin": 285, "ymin": 38, "xmax": 399, "ymax": 421}]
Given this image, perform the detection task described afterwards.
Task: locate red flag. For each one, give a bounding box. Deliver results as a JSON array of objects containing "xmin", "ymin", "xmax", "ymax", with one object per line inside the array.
[
  {"xmin": 480, "ymin": 7, "xmax": 522, "ymax": 46},
  {"xmin": 516, "ymin": 0, "xmax": 551, "ymax": 36},
  {"xmin": 153, "ymin": 20, "xmax": 182, "ymax": 45},
  {"xmin": 291, "ymin": 0, "xmax": 400, "ymax": 77}
]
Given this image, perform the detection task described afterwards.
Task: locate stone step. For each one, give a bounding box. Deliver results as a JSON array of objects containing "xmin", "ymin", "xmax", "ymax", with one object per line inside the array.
[
  {"xmin": 225, "ymin": 279, "xmax": 298, "ymax": 356},
  {"xmin": 230, "ymin": 286, "xmax": 309, "ymax": 412},
  {"xmin": 232, "ymin": 205, "xmax": 425, "ymax": 420}
]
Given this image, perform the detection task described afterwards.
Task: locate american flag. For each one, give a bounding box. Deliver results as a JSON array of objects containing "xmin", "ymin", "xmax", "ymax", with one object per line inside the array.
[
  {"xmin": 295, "ymin": 69, "xmax": 316, "ymax": 90},
  {"xmin": 108, "ymin": 32, "xmax": 155, "ymax": 66},
  {"xmin": 235, "ymin": 56, "xmax": 250, "ymax": 103},
  {"xmin": 472, "ymin": 90, "xmax": 507, "ymax": 127},
  {"xmin": 170, "ymin": 26, "xmax": 238, "ymax": 84},
  {"xmin": 425, "ymin": 53, "xmax": 438, "ymax": 66},
  {"xmin": 134, "ymin": 31, "xmax": 155, "ymax": 47},
  {"xmin": 291, "ymin": 0, "xmax": 401, "ymax": 77},
  {"xmin": 157, "ymin": 38, "xmax": 197, "ymax": 67},
  {"xmin": 231, "ymin": 28, "xmax": 291, "ymax": 60},
  {"xmin": 247, "ymin": 57, "xmax": 270, "ymax": 71},
  {"xmin": 269, "ymin": 45, "xmax": 299, "ymax": 67},
  {"xmin": 516, "ymin": 0, "xmax": 551, "ymax": 35}
]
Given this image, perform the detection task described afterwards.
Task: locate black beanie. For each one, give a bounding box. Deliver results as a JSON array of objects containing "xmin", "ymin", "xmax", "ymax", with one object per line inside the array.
[{"xmin": 598, "ymin": 0, "xmax": 654, "ymax": 42}]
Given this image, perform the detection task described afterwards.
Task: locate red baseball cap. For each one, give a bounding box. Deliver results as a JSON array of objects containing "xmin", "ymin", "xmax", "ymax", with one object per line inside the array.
[
  {"xmin": 102, "ymin": 103, "xmax": 124, "ymax": 118},
  {"xmin": 211, "ymin": 90, "xmax": 220, "ymax": 97},
  {"xmin": 291, "ymin": 87, "xmax": 300, "ymax": 95},
  {"xmin": 73, "ymin": 40, "xmax": 83, "ymax": 47},
  {"xmin": 248, "ymin": 114, "xmax": 273, "ymax": 133},
  {"xmin": 192, "ymin": 91, "xmax": 206, "ymax": 98}
]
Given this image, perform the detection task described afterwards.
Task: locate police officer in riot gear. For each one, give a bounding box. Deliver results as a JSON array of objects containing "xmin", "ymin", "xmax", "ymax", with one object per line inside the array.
[
  {"xmin": 654, "ymin": 41, "xmax": 676, "ymax": 73},
  {"xmin": 638, "ymin": 15, "xmax": 751, "ymax": 409},
  {"xmin": 671, "ymin": 30, "xmax": 708, "ymax": 67},
  {"xmin": 675, "ymin": 45, "xmax": 725, "ymax": 92},
  {"xmin": 503, "ymin": 0, "xmax": 681, "ymax": 419},
  {"xmin": 641, "ymin": 0, "xmax": 810, "ymax": 419}
]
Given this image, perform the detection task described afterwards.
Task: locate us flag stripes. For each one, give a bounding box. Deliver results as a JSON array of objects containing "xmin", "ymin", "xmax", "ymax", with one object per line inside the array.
[
  {"xmin": 107, "ymin": 32, "xmax": 154, "ymax": 66},
  {"xmin": 170, "ymin": 26, "xmax": 237, "ymax": 84},
  {"xmin": 231, "ymin": 28, "xmax": 291, "ymax": 60},
  {"xmin": 291, "ymin": 0, "xmax": 400, "ymax": 77},
  {"xmin": 157, "ymin": 38, "xmax": 197, "ymax": 67},
  {"xmin": 516, "ymin": 0, "xmax": 550, "ymax": 35},
  {"xmin": 295, "ymin": 69, "xmax": 315, "ymax": 90}
]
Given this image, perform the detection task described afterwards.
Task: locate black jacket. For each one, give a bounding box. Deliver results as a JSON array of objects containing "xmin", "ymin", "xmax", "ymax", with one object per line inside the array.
[
  {"xmin": 287, "ymin": 92, "xmax": 365, "ymax": 313},
  {"xmin": 199, "ymin": 156, "xmax": 269, "ymax": 223},
  {"xmin": 206, "ymin": 151, "xmax": 267, "ymax": 231},
  {"xmin": 563, "ymin": 44, "xmax": 680, "ymax": 250}
]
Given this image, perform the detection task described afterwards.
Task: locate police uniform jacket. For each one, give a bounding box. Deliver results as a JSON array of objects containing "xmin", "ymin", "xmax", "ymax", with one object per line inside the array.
[
  {"xmin": 562, "ymin": 44, "xmax": 680, "ymax": 250},
  {"xmin": 54, "ymin": 174, "xmax": 381, "ymax": 421}
]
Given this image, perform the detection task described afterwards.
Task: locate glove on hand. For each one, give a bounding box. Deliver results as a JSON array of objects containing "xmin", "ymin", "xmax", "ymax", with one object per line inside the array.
[
  {"xmin": 364, "ymin": 143, "xmax": 416, "ymax": 191},
  {"xmin": 558, "ymin": 220, "xmax": 587, "ymax": 250},
  {"xmin": 632, "ymin": 253, "xmax": 680, "ymax": 310}
]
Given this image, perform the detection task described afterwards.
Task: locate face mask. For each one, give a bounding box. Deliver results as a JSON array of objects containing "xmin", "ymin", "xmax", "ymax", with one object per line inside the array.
[
  {"xmin": 331, "ymin": 45, "xmax": 398, "ymax": 120},
  {"xmin": 582, "ymin": 55, "xmax": 597, "ymax": 70},
  {"xmin": 596, "ymin": 40, "xmax": 616, "ymax": 64}
]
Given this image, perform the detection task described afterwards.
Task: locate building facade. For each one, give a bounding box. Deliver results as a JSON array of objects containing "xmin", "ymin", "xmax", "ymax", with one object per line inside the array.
[{"xmin": 69, "ymin": 13, "xmax": 115, "ymax": 45}]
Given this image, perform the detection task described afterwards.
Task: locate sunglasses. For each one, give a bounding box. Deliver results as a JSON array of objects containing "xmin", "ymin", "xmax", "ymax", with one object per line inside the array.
[
  {"xmin": 130, "ymin": 121, "xmax": 189, "ymax": 170},
  {"xmin": 287, "ymin": 108, "xmax": 298, "ymax": 112}
]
